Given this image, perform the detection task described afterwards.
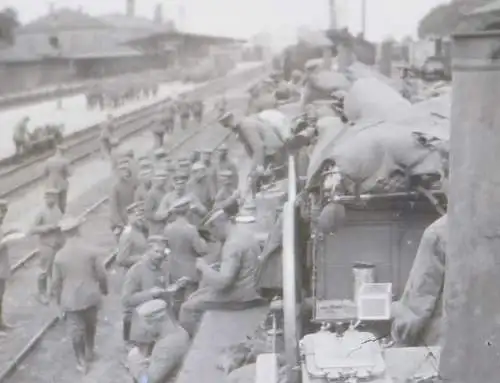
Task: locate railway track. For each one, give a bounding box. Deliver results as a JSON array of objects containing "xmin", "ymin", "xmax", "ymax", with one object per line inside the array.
[
  {"xmin": 0, "ymin": 71, "xmax": 262, "ymax": 383},
  {"xmin": 0, "ymin": 63, "xmax": 264, "ymax": 199}
]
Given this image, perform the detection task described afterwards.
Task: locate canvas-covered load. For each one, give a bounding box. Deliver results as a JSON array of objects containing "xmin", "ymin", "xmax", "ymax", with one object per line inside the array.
[
  {"xmin": 305, "ymin": 114, "xmax": 449, "ymax": 193},
  {"xmin": 410, "ymin": 93, "xmax": 451, "ymax": 120},
  {"xmin": 252, "ymin": 91, "xmax": 277, "ymax": 113},
  {"xmin": 257, "ymin": 109, "xmax": 292, "ymax": 141},
  {"xmin": 343, "ymin": 77, "xmax": 412, "ymax": 122},
  {"xmin": 345, "ymin": 61, "xmax": 400, "ymax": 90},
  {"xmin": 302, "ymin": 70, "xmax": 351, "ymax": 106}
]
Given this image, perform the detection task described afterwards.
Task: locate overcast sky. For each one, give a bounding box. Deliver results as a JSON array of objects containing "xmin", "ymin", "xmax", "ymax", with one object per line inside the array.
[{"xmin": 1, "ymin": 0, "xmax": 450, "ymax": 41}]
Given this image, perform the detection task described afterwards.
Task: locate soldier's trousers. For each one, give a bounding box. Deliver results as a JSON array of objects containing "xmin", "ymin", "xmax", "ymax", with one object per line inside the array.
[
  {"xmin": 0, "ymin": 279, "xmax": 6, "ymax": 322},
  {"xmin": 58, "ymin": 190, "xmax": 68, "ymax": 214},
  {"xmin": 65, "ymin": 305, "xmax": 98, "ymax": 361},
  {"xmin": 180, "ymin": 117, "xmax": 189, "ymax": 131},
  {"xmin": 38, "ymin": 245, "xmax": 58, "ymax": 297}
]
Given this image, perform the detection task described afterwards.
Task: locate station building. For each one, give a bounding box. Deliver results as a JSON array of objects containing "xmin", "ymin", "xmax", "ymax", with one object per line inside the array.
[{"xmin": 0, "ymin": 8, "xmax": 244, "ymax": 94}]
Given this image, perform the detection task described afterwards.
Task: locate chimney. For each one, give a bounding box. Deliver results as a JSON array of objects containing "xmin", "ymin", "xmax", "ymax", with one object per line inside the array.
[
  {"xmin": 154, "ymin": 4, "xmax": 163, "ymax": 24},
  {"xmin": 126, "ymin": 0, "xmax": 135, "ymax": 17}
]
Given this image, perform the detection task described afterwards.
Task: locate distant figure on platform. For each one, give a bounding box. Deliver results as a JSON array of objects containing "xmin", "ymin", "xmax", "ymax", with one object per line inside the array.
[
  {"xmin": 200, "ymin": 150, "xmax": 217, "ymax": 194},
  {"xmin": 110, "ymin": 162, "xmax": 137, "ymax": 241},
  {"xmin": 179, "ymin": 209, "xmax": 264, "ymax": 336},
  {"xmin": 164, "ymin": 196, "xmax": 208, "ymax": 316},
  {"xmin": 127, "ymin": 300, "xmax": 189, "ymax": 383},
  {"xmin": 0, "ymin": 200, "xmax": 24, "ymax": 333},
  {"xmin": 144, "ymin": 170, "xmax": 169, "ymax": 236},
  {"xmin": 117, "ymin": 202, "xmax": 148, "ymax": 271},
  {"xmin": 51, "ymin": 217, "xmax": 108, "ymax": 373},
  {"xmin": 191, "ymin": 99, "xmax": 204, "ymax": 125},
  {"xmin": 30, "ymin": 189, "xmax": 64, "ymax": 304},
  {"xmin": 44, "ymin": 144, "xmax": 71, "ymax": 213},
  {"xmin": 216, "ymin": 144, "xmax": 238, "ymax": 190},
  {"xmin": 151, "ymin": 113, "xmax": 167, "ymax": 149},
  {"xmin": 100, "ymin": 114, "xmax": 115, "ymax": 157},
  {"xmin": 177, "ymin": 96, "xmax": 191, "ymax": 131},
  {"xmin": 163, "ymin": 99, "xmax": 177, "ymax": 135},
  {"xmin": 121, "ymin": 235, "xmax": 170, "ymax": 344},
  {"xmin": 215, "ymin": 94, "xmax": 228, "ymax": 118},
  {"xmin": 13, "ymin": 116, "xmax": 30, "ymax": 156}
]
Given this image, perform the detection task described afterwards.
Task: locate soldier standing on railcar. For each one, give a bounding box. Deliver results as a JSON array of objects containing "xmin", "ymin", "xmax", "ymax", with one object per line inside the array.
[
  {"xmin": 143, "ymin": 170, "xmax": 169, "ymax": 236},
  {"xmin": 51, "ymin": 217, "xmax": 108, "ymax": 373},
  {"xmin": 44, "ymin": 144, "xmax": 71, "ymax": 213},
  {"xmin": 110, "ymin": 162, "xmax": 137, "ymax": 241},
  {"xmin": 30, "ymin": 189, "xmax": 64, "ymax": 305}
]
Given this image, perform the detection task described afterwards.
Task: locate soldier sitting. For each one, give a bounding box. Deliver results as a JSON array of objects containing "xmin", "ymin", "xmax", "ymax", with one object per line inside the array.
[
  {"xmin": 179, "ymin": 209, "xmax": 265, "ymax": 337},
  {"xmin": 127, "ymin": 299, "xmax": 189, "ymax": 383},
  {"xmin": 44, "ymin": 144, "xmax": 70, "ymax": 213}
]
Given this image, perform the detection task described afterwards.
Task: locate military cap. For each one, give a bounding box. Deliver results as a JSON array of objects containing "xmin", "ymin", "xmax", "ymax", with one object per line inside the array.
[
  {"xmin": 0, "ymin": 199, "xmax": 8, "ymax": 208},
  {"xmin": 60, "ymin": 216, "xmax": 82, "ymax": 232},
  {"xmin": 44, "ymin": 188, "xmax": 60, "ymax": 195},
  {"xmin": 117, "ymin": 161, "xmax": 130, "ymax": 170},
  {"xmin": 218, "ymin": 169, "xmax": 233, "ymax": 178},
  {"xmin": 109, "ymin": 137, "xmax": 119, "ymax": 146},
  {"xmin": 218, "ymin": 111, "xmax": 233, "ymax": 125},
  {"xmin": 173, "ymin": 172, "xmax": 189, "ymax": 181},
  {"xmin": 218, "ymin": 144, "xmax": 228, "ymax": 152},
  {"xmin": 200, "ymin": 149, "xmax": 211, "ymax": 154},
  {"xmin": 191, "ymin": 162, "xmax": 206, "ymax": 171},
  {"xmin": 136, "ymin": 299, "xmax": 167, "ymax": 321},
  {"xmin": 170, "ymin": 196, "xmax": 192, "ymax": 211},
  {"xmin": 138, "ymin": 167, "xmax": 152, "ymax": 176},
  {"xmin": 125, "ymin": 149, "xmax": 134, "ymax": 158},
  {"xmin": 153, "ymin": 148, "xmax": 167, "ymax": 158}
]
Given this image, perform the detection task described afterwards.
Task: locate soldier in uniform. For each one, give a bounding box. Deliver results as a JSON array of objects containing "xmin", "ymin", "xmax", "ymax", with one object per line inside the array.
[
  {"xmin": 216, "ymin": 144, "xmax": 238, "ymax": 190},
  {"xmin": 127, "ymin": 300, "xmax": 189, "ymax": 383},
  {"xmin": 215, "ymin": 93, "xmax": 228, "ymax": 118},
  {"xmin": 163, "ymin": 99, "xmax": 177, "ymax": 135},
  {"xmin": 152, "ymin": 148, "xmax": 169, "ymax": 172},
  {"xmin": 213, "ymin": 170, "xmax": 239, "ymax": 210},
  {"xmin": 44, "ymin": 144, "xmax": 70, "ymax": 213},
  {"xmin": 0, "ymin": 200, "xmax": 24, "ymax": 333},
  {"xmin": 110, "ymin": 162, "xmax": 137, "ymax": 241},
  {"xmin": 164, "ymin": 196, "xmax": 209, "ymax": 317},
  {"xmin": 134, "ymin": 167, "xmax": 153, "ymax": 204},
  {"xmin": 177, "ymin": 96, "xmax": 191, "ymax": 131},
  {"xmin": 13, "ymin": 116, "xmax": 30, "ymax": 156},
  {"xmin": 144, "ymin": 170, "xmax": 169, "ymax": 236},
  {"xmin": 155, "ymin": 172, "xmax": 189, "ymax": 224},
  {"xmin": 186, "ymin": 162, "xmax": 214, "ymax": 211},
  {"xmin": 30, "ymin": 189, "xmax": 64, "ymax": 304},
  {"xmin": 100, "ymin": 114, "xmax": 115, "ymax": 157},
  {"xmin": 117, "ymin": 202, "xmax": 148, "ymax": 271},
  {"xmin": 151, "ymin": 112, "xmax": 167, "ymax": 149},
  {"xmin": 121, "ymin": 235, "xmax": 170, "ymax": 344},
  {"xmin": 191, "ymin": 99, "xmax": 204, "ymax": 125},
  {"xmin": 51, "ymin": 217, "xmax": 108, "ymax": 373},
  {"xmin": 200, "ymin": 150, "xmax": 217, "ymax": 193},
  {"xmin": 179, "ymin": 209, "xmax": 263, "ymax": 336}
]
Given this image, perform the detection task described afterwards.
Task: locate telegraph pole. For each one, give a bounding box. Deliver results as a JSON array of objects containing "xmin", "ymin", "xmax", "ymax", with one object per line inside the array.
[
  {"xmin": 328, "ymin": 0, "xmax": 337, "ymax": 30},
  {"xmin": 361, "ymin": 0, "xmax": 367, "ymax": 38}
]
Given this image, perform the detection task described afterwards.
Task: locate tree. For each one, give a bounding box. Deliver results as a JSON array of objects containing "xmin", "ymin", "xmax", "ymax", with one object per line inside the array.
[{"xmin": 0, "ymin": 7, "xmax": 19, "ymax": 45}]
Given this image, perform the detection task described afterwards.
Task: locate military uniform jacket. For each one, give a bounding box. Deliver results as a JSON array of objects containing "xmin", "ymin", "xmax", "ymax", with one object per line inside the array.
[
  {"xmin": 44, "ymin": 154, "xmax": 70, "ymax": 192},
  {"xmin": 110, "ymin": 178, "xmax": 137, "ymax": 227},
  {"xmin": 213, "ymin": 185, "xmax": 237, "ymax": 210},
  {"xmin": 31, "ymin": 205, "xmax": 64, "ymax": 248},
  {"xmin": 186, "ymin": 178, "xmax": 214, "ymax": 211},
  {"xmin": 13, "ymin": 120, "xmax": 28, "ymax": 143},
  {"xmin": 116, "ymin": 226, "xmax": 148, "ymax": 269},
  {"xmin": 164, "ymin": 216, "xmax": 208, "ymax": 281},
  {"xmin": 51, "ymin": 237, "xmax": 108, "ymax": 312},
  {"xmin": 134, "ymin": 182, "xmax": 151, "ymax": 203},
  {"xmin": 121, "ymin": 260, "xmax": 169, "ymax": 312},
  {"xmin": 216, "ymin": 160, "xmax": 239, "ymax": 189},
  {"xmin": 0, "ymin": 229, "xmax": 10, "ymax": 280},
  {"xmin": 143, "ymin": 187, "xmax": 167, "ymax": 235}
]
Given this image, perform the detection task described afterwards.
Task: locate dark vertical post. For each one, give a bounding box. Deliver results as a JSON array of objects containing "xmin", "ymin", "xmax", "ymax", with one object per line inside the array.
[{"xmin": 440, "ymin": 30, "xmax": 500, "ymax": 383}]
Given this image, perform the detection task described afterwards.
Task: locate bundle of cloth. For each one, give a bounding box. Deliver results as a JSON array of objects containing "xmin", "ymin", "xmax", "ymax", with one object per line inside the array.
[{"xmin": 305, "ymin": 77, "xmax": 450, "ymax": 196}]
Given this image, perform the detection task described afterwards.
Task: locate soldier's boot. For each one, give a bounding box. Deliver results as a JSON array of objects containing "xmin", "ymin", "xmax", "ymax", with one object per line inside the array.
[
  {"xmin": 84, "ymin": 324, "xmax": 97, "ymax": 362},
  {"xmin": 122, "ymin": 318, "xmax": 132, "ymax": 342},
  {"xmin": 73, "ymin": 338, "xmax": 88, "ymax": 373}
]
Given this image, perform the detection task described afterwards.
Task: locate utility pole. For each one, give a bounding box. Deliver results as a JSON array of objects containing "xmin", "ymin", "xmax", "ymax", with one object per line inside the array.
[
  {"xmin": 328, "ymin": 0, "xmax": 337, "ymax": 30},
  {"xmin": 440, "ymin": 30, "xmax": 500, "ymax": 383},
  {"xmin": 361, "ymin": 0, "xmax": 367, "ymax": 38}
]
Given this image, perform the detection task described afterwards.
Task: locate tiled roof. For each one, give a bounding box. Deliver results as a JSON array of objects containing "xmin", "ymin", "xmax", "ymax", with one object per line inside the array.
[{"xmin": 20, "ymin": 8, "xmax": 107, "ymax": 33}]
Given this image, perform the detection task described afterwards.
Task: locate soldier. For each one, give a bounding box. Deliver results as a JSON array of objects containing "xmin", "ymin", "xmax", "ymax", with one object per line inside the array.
[
  {"xmin": 151, "ymin": 112, "xmax": 167, "ymax": 149},
  {"xmin": 213, "ymin": 170, "xmax": 239, "ymax": 210},
  {"xmin": 0, "ymin": 200, "xmax": 24, "ymax": 333},
  {"xmin": 13, "ymin": 116, "xmax": 30, "ymax": 156},
  {"xmin": 191, "ymin": 99, "xmax": 204, "ymax": 125},
  {"xmin": 121, "ymin": 235, "xmax": 170, "ymax": 344},
  {"xmin": 179, "ymin": 209, "xmax": 263, "ymax": 336},
  {"xmin": 155, "ymin": 172, "xmax": 189, "ymax": 224},
  {"xmin": 134, "ymin": 167, "xmax": 153, "ymax": 204},
  {"xmin": 30, "ymin": 189, "xmax": 64, "ymax": 304},
  {"xmin": 177, "ymin": 158, "xmax": 192, "ymax": 175},
  {"xmin": 163, "ymin": 99, "xmax": 177, "ymax": 135},
  {"xmin": 164, "ymin": 196, "xmax": 208, "ymax": 317},
  {"xmin": 110, "ymin": 162, "xmax": 137, "ymax": 241},
  {"xmin": 44, "ymin": 144, "xmax": 70, "ymax": 213},
  {"xmin": 186, "ymin": 162, "xmax": 214, "ymax": 211},
  {"xmin": 216, "ymin": 144, "xmax": 238, "ymax": 190},
  {"xmin": 144, "ymin": 170, "xmax": 169, "ymax": 236},
  {"xmin": 177, "ymin": 96, "xmax": 191, "ymax": 131},
  {"xmin": 190, "ymin": 150, "xmax": 201, "ymax": 165},
  {"xmin": 215, "ymin": 93, "xmax": 228, "ymax": 118},
  {"xmin": 51, "ymin": 217, "xmax": 108, "ymax": 373},
  {"xmin": 152, "ymin": 148, "xmax": 168, "ymax": 172},
  {"xmin": 127, "ymin": 300, "xmax": 189, "ymax": 383},
  {"xmin": 117, "ymin": 202, "xmax": 148, "ymax": 271},
  {"xmin": 200, "ymin": 149, "xmax": 217, "ymax": 192},
  {"xmin": 100, "ymin": 114, "xmax": 115, "ymax": 157}
]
